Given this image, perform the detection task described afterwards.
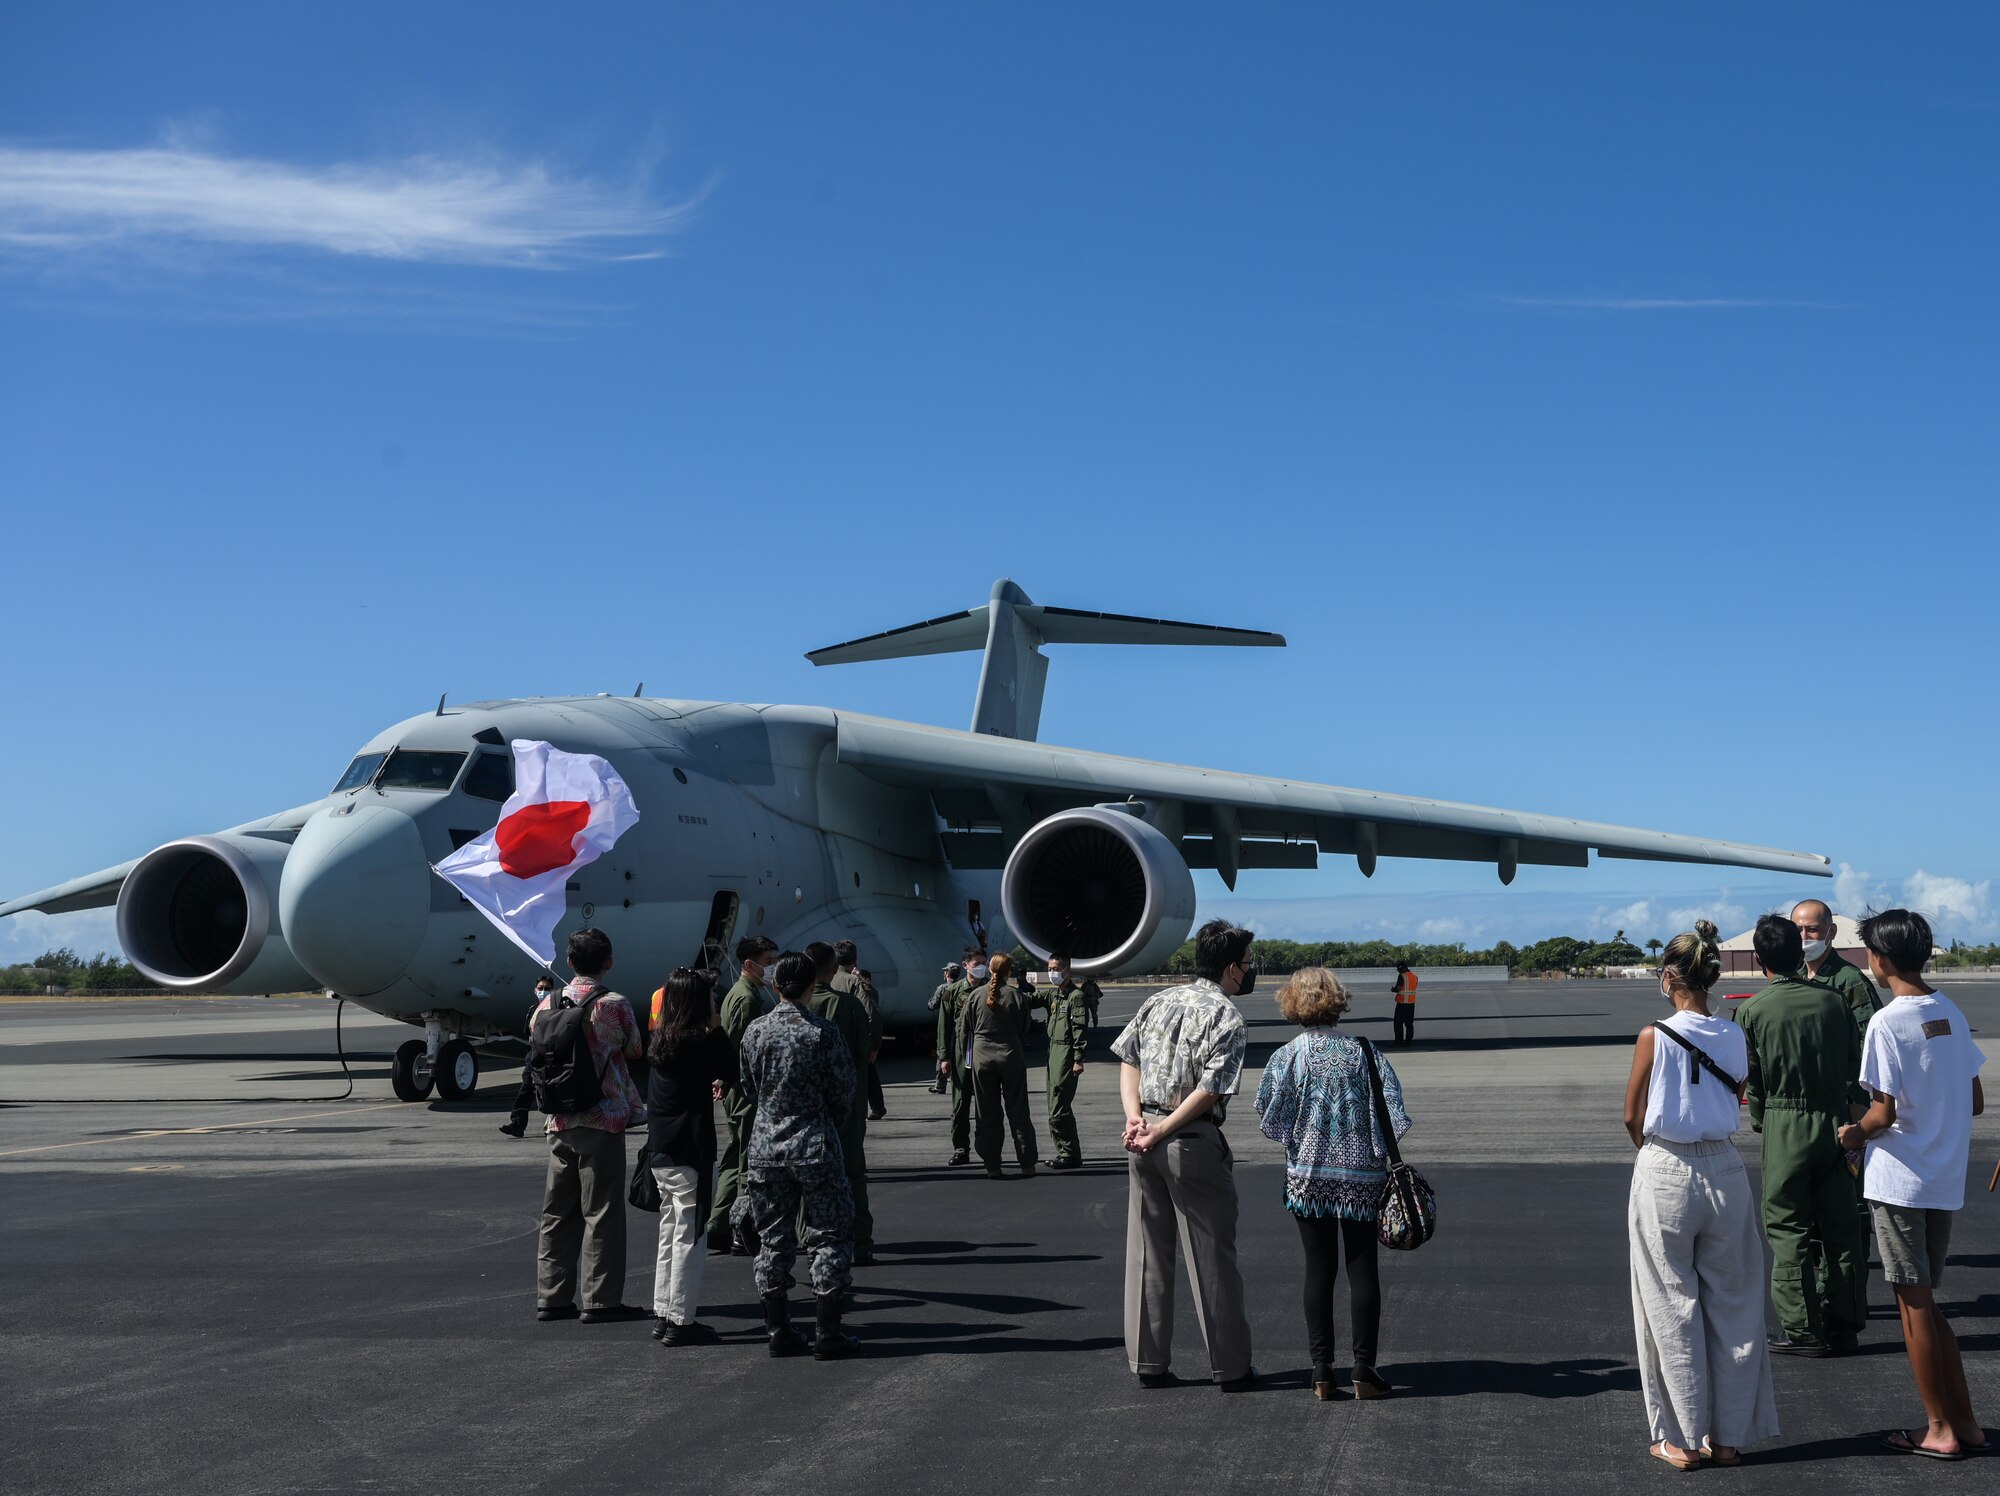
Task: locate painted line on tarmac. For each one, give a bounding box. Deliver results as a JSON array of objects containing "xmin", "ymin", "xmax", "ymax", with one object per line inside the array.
[{"xmin": 0, "ymin": 1102, "xmax": 405, "ymax": 1158}]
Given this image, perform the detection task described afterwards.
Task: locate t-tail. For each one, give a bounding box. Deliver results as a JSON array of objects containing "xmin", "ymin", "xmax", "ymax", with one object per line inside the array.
[{"xmin": 806, "ymin": 578, "xmax": 1285, "ymax": 740}]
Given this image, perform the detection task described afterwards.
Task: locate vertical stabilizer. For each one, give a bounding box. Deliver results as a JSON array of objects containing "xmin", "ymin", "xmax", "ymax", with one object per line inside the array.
[{"xmin": 805, "ymin": 578, "xmax": 1285, "ymax": 741}]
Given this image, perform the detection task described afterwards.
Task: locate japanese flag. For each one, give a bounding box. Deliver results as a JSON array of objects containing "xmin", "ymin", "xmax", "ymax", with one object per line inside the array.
[{"xmin": 432, "ymin": 740, "xmax": 641, "ymax": 967}]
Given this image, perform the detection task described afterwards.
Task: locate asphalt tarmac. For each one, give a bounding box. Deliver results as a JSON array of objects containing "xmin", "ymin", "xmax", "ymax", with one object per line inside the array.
[{"xmin": 2, "ymin": 980, "xmax": 1995, "ymax": 1495}]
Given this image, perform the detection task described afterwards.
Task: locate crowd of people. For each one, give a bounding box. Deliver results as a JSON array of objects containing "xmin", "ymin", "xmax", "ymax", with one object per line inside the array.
[{"xmin": 506, "ymin": 901, "xmax": 1989, "ymax": 1462}]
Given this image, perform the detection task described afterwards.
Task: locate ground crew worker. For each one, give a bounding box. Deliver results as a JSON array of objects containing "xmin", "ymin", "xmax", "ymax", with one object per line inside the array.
[
  {"xmin": 959, "ymin": 952, "xmax": 1043, "ymax": 1177},
  {"xmin": 926, "ymin": 963, "xmax": 960, "ymax": 1093},
  {"xmin": 1044, "ymin": 951, "xmax": 1099, "ymax": 1170},
  {"xmin": 1794, "ymin": 896, "xmax": 1882, "ymax": 1350},
  {"xmin": 1737, "ymin": 914, "xmax": 1864, "ymax": 1356},
  {"xmin": 807, "ymin": 941, "xmax": 875, "ymax": 1265},
  {"xmin": 936, "ymin": 963, "xmax": 975, "ymax": 1164},
  {"xmin": 739, "ymin": 949, "xmax": 859, "ymax": 1360},
  {"xmin": 705, "ymin": 935, "xmax": 777, "ymax": 1253},
  {"xmin": 831, "ymin": 942, "xmax": 887, "ymax": 1121},
  {"xmin": 1392, "ymin": 961, "xmax": 1418, "ymax": 1046}
]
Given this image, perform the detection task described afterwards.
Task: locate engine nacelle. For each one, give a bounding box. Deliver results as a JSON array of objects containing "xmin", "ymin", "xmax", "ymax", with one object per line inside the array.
[
  {"xmin": 1000, "ymin": 807, "xmax": 1197, "ymax": 977},
  {"xmin": 116, "ymin": 833, "xmax": 317, "ymax": 994}
]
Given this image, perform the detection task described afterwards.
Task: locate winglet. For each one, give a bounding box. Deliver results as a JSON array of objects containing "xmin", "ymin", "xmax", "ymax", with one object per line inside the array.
[{"xmin": 807, "ymin": 579, "xmax": 1284, "ymax": 741}]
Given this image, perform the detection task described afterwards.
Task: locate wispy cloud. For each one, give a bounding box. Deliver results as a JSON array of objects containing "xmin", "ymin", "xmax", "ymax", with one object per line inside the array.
[
  {"xmin": 0, "ymin": 139, "xmax": 692, "ymax": 268},
  {"xmin": 1496, "ymin": 294, "xmax": 1847, "ymax": 312}
]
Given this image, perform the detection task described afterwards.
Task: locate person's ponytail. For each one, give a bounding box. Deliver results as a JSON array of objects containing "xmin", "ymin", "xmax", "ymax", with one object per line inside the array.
[{"xmin": 985, "ymin": 952, "xmax": 1012, "ymax": 1007}]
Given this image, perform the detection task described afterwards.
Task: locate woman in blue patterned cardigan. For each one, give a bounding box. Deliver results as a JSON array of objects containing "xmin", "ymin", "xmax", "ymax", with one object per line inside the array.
[{"xmin": 1255, "ymin": 966, "xmax": 1412, "ymax": 1401}]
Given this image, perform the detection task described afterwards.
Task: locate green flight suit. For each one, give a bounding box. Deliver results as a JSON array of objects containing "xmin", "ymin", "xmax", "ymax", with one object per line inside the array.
[
  {"xmin": 1738, "ymin": 973, "xmax": 1864, "ymax": 1342},
  {"xmin": 1804, "ymin": 949, "xmax": 1882, "ymax": 1319},
  {"xmin": 809, "ymin": 980, "xmax": 874, "ymax": 1254},
  {"xmin": 959, "ymin": 980, "xmax": 1044, "ymax": 1169},
  {"xmin": 1045, "ymin": 976, "xmax": 1098, "ymax": 1164},
  {"xmin": 707, "ymin": 974, "xmax": 775, "ymax": 1239},
  {"xmin": 937, "ymin": 978, "xmax": 975, "ymax": 1156}
]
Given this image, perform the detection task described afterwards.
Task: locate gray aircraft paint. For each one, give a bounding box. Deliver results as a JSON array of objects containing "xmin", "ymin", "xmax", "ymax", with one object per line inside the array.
[{"xmin": 1, "ymin": 579, "xmax": 1828, "ymax": 1069}]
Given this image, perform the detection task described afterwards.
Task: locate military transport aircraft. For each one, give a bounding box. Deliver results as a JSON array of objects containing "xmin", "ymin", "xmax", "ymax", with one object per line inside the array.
[{"xmin": 0, "ymin": 580, "xmax": 1829, "ymax": 1102}]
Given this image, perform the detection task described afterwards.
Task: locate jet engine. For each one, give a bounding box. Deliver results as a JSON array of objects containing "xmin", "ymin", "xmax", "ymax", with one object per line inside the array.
[
  {"xmin": 116, "ymin": 834, "xmax": 316, "ymax": 994},
  {"xmin": 1000, "ymin": 807, "xmax": 1197, "ymax": 977}
]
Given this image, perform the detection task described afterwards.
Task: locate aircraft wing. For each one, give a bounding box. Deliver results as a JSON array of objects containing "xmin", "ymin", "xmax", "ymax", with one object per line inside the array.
[
  {"xmin": 0, "ymin": 799, "xmax": 330, "ymax": 921},
  {"xmin": 832, "ymin": 713, "xmax": 1831, "ymax": 883}
]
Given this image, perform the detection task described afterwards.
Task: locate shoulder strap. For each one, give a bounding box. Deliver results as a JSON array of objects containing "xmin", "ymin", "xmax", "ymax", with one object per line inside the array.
[
  {"xmin": 1650, "ymin": 1020, "xmax": 1741, "ymax": 1090},
  {"xmin": 1358, "ymin": 1038, "xmax": 1404, "ymax": 1168}
]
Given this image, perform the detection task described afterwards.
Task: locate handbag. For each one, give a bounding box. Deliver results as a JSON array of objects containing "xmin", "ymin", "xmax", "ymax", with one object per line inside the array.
[
  {"xmin": 1360, "ymin": 1037, "xmax": 1436, "ymax": 1251},
  {"xmin": 628, "ymin": 1145, "xmax": 662, "ymax": 1213}
]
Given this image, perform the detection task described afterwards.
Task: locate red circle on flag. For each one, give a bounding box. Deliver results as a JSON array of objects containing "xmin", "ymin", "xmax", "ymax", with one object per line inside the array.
[{"xmin": 495, "ymin": 800, "xmax": 593, "ymax": 879}]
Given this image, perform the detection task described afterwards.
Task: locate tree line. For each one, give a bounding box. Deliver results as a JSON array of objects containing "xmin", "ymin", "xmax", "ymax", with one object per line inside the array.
[
  {"xmin": 0, "ymin": 948, "xmax": 163, "ymax": 995},
  {"xmin": 1162, "ymin": 932, "xmax": 1655, "ymax": 976}
]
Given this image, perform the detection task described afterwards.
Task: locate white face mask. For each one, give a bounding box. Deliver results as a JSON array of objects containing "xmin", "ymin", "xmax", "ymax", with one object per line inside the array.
[{"xmin": 1801, "ymin": 938, "xmax": 1830, "ymax": 964}]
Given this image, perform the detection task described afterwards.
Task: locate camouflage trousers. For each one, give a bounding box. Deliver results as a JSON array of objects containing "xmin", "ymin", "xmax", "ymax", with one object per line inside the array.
[{"xmin": 746, "ymin": 1160, "xmax": 854, "ymax": 1297}]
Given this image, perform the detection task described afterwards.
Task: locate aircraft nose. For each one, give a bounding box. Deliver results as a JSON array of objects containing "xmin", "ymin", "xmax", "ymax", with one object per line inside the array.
[{"xmin": 280, "ymin": 803, "xmax": 430, "ymax": 997}]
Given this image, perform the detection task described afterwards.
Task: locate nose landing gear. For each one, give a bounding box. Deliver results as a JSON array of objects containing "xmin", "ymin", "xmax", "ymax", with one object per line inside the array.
[{"xmin": 391, "ymin": 1018, "xmax": 481, "ymax": 1102}]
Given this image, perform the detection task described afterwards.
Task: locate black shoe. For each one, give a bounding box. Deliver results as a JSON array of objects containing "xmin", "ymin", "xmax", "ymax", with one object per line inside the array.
[
  {"xmin": 1020, "ymin": 1162, "xmax": 1037, "ymax": 1178},
  {"xmin": 812, "ymin": 1292, "xmax": 859, "ymax": 1360},
  {"xmin": 579, "ymin": 1304, "xmax": 648, "ymax": 1324},
  {"xmin": 536, "ymin": 1304, "xmax": 579, "ymax": 1322},
  {"xmin": 706, "ymin": 1227, "xmax": 732, "ymax": 1255},
  {"xmin": 651, "ymin": 1315, "xmax": 669, "ymax": 1341},
  {"xmin": 1137, "ymin": 1371, "xmax": 1174, "ymax": 1389},
  {"xmin": 1218, "ymin": 1366, "xmax": 1260, "ymax": 1394},
  {"xmin": 868, "ymin": 1109, "xmax": 887, "ymax": 1121},
  {"xmin": 498, "ymin": 1118, "xmax": 528, "ymax": 1138},
  {"xmin": 762, "ymin": 1292, "xmax": 810, "ymax": 1358},
  {"xmin": 661, "ymin": 1320, "xmax": 720, "ymax": 1347},
  {"xmin": 1767, "ymin": 1334, "xmax": 1832, "ymax": 1358},
  {"xmin": 1826, "ymin": 1329, "xmax": 1860, "ymax": 1356},
  {"xmin": 1048, "ymin": 1157, "xmax": 1082, "ymax": 1171},
  {"xmin": 983, "ymin": 1166, "xmax": 1004, "ymax": 1179},
  {"xmin": 1351, "ymin": 1366, "xmax": 1392, "ymax": 1399},
  {"xmin": 947, "ymin": 1151, "xmax": 970, "ymax": 1167}
]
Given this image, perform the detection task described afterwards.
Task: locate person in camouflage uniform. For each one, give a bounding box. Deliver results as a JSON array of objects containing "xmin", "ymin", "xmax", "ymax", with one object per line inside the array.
[
  {"xmin": 740, "ymin": 950, "xmax": 860, "ymax": 1360},
  {"xmin": 1043, "ymin": 951, "xmax": 1100, "ymax": 1170},
  {"xmin": 707, "ymin": 935, "xmax": 778, "ymax": 1254}
]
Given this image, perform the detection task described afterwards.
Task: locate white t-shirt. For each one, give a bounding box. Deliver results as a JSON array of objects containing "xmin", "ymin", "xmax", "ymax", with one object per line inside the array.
[
  {"xmin": 1859, "ymin": 990, "xmax": 1987, "ymax": 1211},
  {"xmin": 1644, "ymin": 1010, "xmax": 1749, "ymax": 1144}
]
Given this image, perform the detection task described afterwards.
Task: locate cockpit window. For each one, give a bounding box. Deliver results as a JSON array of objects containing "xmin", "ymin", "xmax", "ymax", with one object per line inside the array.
[
  {"xmin": 462, "ymin": 750, "xmax": 514, "ymax": 803},
  {"xmin": 333, "ymin": 752, "xmax": 386, "ymax": 793},
  {"xmin": 377, "ymin": 750, "xmax": 467, "ymax": 792}
]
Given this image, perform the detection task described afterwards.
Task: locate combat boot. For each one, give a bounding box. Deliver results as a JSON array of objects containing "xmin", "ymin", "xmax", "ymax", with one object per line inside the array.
[
  {"xmin": 811, "ymin": 1292, "xmax": 859, "ymax": 1360},
  {"xmin": 761, "ymin": 1292, "xmax": 809, "ymax": 1358}
]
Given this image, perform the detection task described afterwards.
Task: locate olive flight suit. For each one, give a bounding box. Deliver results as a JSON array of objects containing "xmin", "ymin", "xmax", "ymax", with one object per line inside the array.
[
  {"xmin": 1804, "ymin": 948, "xmax": 1882, "ymax": 1322},
  {"xmin": 959, "ymin": 979, "xmax": 1044, "ymax": 1171},
  {"xmin": 1738, "ymin": 972, "xmax": 1864, "ymax": 1344},
  {"xmin": 833, "ymin": 967, "xmax": 886, "ymax": 1118},
  {"xmin": 937, "ymin": 977, "xmax": 976, "ymax": 1157},
  {"xmin": 707, "ymin": 973, "xmax": 776, "ymax": 1243},
  {"xmin": 809, "ymin": 980, "xmax": 874, "ymax": 1256},
  {"xmin": 1045, "ymin": 976, "xmax": 1099, "ymax": 1165}
]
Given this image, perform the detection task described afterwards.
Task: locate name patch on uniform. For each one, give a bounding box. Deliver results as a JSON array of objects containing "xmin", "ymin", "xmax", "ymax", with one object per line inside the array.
[{"xmin": 1922, "ymin": 1018, "xmax": 1953, "ymax": 1039}]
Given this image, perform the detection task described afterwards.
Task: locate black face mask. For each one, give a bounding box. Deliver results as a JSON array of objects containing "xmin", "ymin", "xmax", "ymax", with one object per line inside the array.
[{"xmin": 1234, "ymin": 963, "xmax": 1257, "ymax": 997}]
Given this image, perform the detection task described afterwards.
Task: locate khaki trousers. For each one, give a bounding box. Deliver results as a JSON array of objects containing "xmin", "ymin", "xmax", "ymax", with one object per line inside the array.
[
  {"xmin": 538, "ymin": 1124, "xmax": 627, "ymax": 1312},
  {"xmin": 1629, "ymin": 1139, "xmax": 1780, "ymax": 1451},
  {"xmin": 1125, "ymin": 1117, "xmax": 1252, "ymax": 1381}
]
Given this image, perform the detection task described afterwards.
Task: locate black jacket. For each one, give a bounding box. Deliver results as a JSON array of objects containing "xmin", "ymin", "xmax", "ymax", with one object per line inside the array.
[{"xmin": 646, "ymin": 1028, "xmax": 741, "ymax": 1170}]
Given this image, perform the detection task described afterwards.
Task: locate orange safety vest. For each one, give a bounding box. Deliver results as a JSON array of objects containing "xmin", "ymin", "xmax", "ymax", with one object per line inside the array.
[{"xmin": 1393, "ymin": 971, "xmax": 1418, "ymax": 1004}]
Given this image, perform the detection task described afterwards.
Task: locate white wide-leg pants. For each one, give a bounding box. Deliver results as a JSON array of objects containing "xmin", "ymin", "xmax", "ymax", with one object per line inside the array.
[
  {"xmin": 1629, "ymin": 1137, "xmax": 1779, "ymax": 1451},
  {"xmin": 651, "ymin": 1161, "xmax": 707, "ymax": 1325}
]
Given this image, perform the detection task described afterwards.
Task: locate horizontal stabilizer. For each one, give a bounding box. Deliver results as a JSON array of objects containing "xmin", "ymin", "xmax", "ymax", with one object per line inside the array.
[{"xmin": 807, "ymin": 578, "xmax": 1284, "ymax": 740}]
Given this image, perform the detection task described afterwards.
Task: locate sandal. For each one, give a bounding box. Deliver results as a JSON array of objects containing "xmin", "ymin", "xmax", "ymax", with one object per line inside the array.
[
  {"xmin": 1700, "ymin": 1441, "xmax": 1740, "ymax": 1468},
  {"xmin": 1650, "ymin": 1442, "xmax": 1701, "ymax": 1472},
  {"xmin": 1882, "ymin": 1430, "xmax": 1968, "ymax": 1461}
]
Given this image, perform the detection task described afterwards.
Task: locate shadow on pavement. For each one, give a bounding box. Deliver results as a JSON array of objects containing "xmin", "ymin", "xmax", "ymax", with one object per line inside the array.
[{"xmin": 1390, "ymin": 1357, "xmax": 1639, "ymax": 1399}]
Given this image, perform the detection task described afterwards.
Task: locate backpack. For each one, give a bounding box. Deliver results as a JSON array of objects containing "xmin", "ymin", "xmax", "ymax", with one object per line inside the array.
[{"xmin": 529, "ymin": 988, "xmax": 607, "ymax": 1116}]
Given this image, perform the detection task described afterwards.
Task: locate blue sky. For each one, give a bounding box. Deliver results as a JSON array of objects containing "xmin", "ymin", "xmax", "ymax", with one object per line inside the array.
[{"xmin": 3, "ymin": 4, "xmax": 1997, "ymax": 962}]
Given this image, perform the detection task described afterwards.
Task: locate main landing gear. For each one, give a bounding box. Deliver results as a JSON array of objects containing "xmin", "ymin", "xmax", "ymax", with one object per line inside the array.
[{"xmin": 391, "ymin": 1018, "xmax": 481, "ymax": 1102}]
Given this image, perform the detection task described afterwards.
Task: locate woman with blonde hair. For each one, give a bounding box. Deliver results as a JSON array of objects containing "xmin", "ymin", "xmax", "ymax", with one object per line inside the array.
[
  {"xmin": 1255, "ymin": 965, "xmax": 1410, "ymax": 1400},
  {"xmin": 1622, "ymin": 920, "xmax": 1778, "ymax": 1469},
  {"xmin": 957, "ymin": 952, "xmax": 1043, "ymax": 1178}
]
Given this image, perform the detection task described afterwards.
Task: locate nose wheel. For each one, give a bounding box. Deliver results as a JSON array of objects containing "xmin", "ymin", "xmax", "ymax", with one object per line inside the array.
[
  {"xmin": 435, "ymin": 1039, "xmax": 479, "ymax": 1101},
  {"xmin": 391, "ymin": 1038, "xmax": 435, "ymax": 1102}
]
